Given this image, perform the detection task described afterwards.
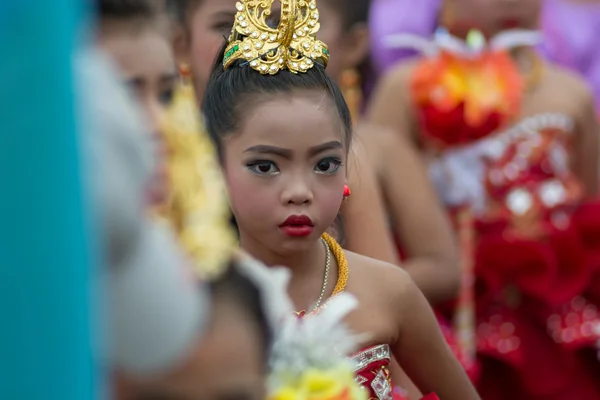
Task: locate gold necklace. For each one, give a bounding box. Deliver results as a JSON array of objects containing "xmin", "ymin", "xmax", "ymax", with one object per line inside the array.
[{"xmin": 295, "ymin": 233, "xmax": 349, "ymax": 318}]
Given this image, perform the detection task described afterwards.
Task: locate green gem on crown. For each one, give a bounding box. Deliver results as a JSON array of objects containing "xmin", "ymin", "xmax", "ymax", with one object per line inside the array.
[
  {"xmin": 322, "ymin": 48, "xmax": 329, "ymax": 56},
  {"xmin": 224, "ymin": 44, "xmax": 240, "ymax": 61}
]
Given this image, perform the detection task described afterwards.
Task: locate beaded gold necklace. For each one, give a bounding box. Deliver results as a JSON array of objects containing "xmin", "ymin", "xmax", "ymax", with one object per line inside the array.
[{"xmin": 295, "ymin": 233, "xmax": 349, "ymax": 318}]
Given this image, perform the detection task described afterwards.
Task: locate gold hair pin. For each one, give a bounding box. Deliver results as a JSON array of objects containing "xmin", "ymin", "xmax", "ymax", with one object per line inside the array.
[{"xmin": 223, "ymin": 0, "xmax": 329, "ymax": 75}]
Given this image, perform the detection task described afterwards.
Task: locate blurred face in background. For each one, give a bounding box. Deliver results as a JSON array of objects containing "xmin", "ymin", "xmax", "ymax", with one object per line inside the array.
[
  {"xmin": 99, "ymin": 18, "xmax": 177, "ymax": 206},
  {"xmin": 312, "ymin": 0, "xmax": 370, "ymax": 83},
  {"xmin": 175, "ymin": 0, "xmax": 238, "ymax": 105},
  {"xmin": 443, "ymin": 0, "xmax": 543, "ymax": 36}
]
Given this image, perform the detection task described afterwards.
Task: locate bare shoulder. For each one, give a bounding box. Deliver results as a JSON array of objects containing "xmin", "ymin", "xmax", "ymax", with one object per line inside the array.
[
  {"xmin": 356, "ymin": 122, "xmax": 399, "ymax": 146},
  {"xmin": 382, "ymin": 58, "xmax": 419, "ymax": 87},
  {"xmin": 355, "ymin": 122, "xmax": 396, "ymax": 158},
  {"xmin": 345, "ymin": 250, "xmax": 417, "ymax": 308},
  {"xmin": 545, "ymin": 63, "xmax": 588, "ymax": 91},
  {"xmin": 543, "ymin": 63, "xmax": 594, "ymax": 104},
  {"xmin": 526, "ymin": 62, "xmax": 595, "ymax": 124},
  {"xmin": 368, "ymin": 59, "xmax": 421, "ymax": 137},
  {"xmin": 370, "ymin": 59, "xmax": 419, "ymax": 105}
]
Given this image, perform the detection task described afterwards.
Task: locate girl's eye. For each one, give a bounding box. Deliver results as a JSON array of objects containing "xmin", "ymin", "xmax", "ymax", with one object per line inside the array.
[
  {"xmin": 315, "ymin": 158, "xmax": 342, "ymax": 174},
  {"xmin": 212, "ymin": 21, "xmax": 234, "ymax": 35},
  {"xmin": 247, "ymin": 161, "xmax": 280, "ymax": 175},
  {"xmin": 158, "ymin": 87, "xmax": 175, "ymax": 107}
]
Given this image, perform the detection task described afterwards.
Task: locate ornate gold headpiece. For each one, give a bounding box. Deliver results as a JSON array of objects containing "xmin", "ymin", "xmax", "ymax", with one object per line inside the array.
[
  {"xmin": 223, "ymin": 0, "xmax": 329, "ymax": 75},
  {"xmin": 157, "ymin": 79, "xmax": 236, "ymax": 281}
]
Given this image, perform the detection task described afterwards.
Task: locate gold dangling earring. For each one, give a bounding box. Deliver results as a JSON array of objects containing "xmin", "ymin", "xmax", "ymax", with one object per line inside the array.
[
  {"xmin": 340, "ymin": 68, "xmax": 362, "ymax": 123},
  {"xmin": 178, "ymin": 63, "xmax": 193, "ymax": 85}
]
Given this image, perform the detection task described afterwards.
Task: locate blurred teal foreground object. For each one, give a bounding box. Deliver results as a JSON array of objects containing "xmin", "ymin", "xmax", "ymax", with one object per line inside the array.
[{"xmin": 0, "ymin": 2, "xmax": 100, "ymax": 399}]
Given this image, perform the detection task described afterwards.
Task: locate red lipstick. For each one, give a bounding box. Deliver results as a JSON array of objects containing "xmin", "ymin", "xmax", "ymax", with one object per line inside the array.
[{"xmin": 279, "ymin": 215, "xmax": 314, "ymax": 237}]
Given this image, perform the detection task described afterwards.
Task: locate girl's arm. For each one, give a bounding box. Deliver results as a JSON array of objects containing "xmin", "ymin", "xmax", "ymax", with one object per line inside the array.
[
  {"xmin": 341, "ymin": 141, "xmax": 400, "ymax": 265},
  {"xmin": 388, "ymin": 271, "xmax": 480, "ymax": 400},
  {"xmin": 369, "ymin": 127, "xmax": 460, "ymax": 303},
  {"xmin": 572, "ymin": 84, "xmax": 599, "ymax": 197},
  {"xmin": 367, "ymin": 63, "xmax": 418, "ymax": 146},
  {"xmin": 365, "ymin": 64, "xmax": 461, "ymax": 304}
]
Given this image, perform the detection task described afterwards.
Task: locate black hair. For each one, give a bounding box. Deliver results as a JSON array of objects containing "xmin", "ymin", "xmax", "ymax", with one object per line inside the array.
[
  {"xmin": 209, "ymin": 262, "xmax": 272, "ymax": 363},
  {"xmin": 97, "ymin": 0, "xmax": 161, "ymax": 20},
  {"xmin": 327, "ymin": 0, "xmax": 371, "ymax": 30},
  {"xmin": 164, "ymin": 0, "xmax": 193, "ymax": 24},
  {"xmin": 203, "ymin": 44, "xmax": 353, "ymax": 158}
]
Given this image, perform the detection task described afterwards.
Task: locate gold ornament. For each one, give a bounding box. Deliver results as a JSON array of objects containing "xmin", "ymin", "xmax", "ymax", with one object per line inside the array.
[
  {"xmin": 158, "ymin": 77, "xmax": 236, "ymax": 280},
  {"xmin": 295, "ymin": 233, "xmax": 349, "ymax": 318},
  {"xmin": 223, "ymin": 0, "xmax": 329, "ymax": 75}
]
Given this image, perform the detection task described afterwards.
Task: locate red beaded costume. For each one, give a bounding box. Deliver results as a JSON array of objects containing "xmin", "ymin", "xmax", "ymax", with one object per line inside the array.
[
  {"xmin": 407, "ymin": 30, "xmax": 600, "ymax": 399},
  {"xmin": 349, "ymin": 344, "xmax": 440, "ymax": 400}
]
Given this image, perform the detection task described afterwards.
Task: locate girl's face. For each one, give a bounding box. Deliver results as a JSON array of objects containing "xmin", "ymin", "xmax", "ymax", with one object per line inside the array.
[
  {"xmin": 308, "ymin": 0, "xmax": 370, "ymax": 83},
  {"xmin": 115, "ymin": 296, "xmax": 266, "ymax": 400},
  {"xmin": 444, "ymin": 0, "xmax": 542, "ymax": 36},
  {"xmin": 182, "ymin": 0, "xmax": 238, "ymax": 103},
  {"xmin": 222, "ymin": 92, "xmax": 347, "ymax": 256},
  {"xmin": 100, "ymin": 23, "xmax": 177, "ymax": 206},
  {"xmin": 313, "ymin": 0, "xmax": 345, "ymax": 82}
]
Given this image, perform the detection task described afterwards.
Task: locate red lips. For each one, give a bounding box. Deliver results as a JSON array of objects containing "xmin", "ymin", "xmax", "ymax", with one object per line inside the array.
[{"xmin": 279, "ymin": 215, "xmax": 314, "ymax": 237}]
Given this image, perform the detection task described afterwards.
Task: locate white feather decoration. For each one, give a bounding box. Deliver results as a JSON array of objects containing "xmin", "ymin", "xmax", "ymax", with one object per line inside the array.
[
  {"xmin": 268, "ymin": 293, "xmax": 367, "ymax": 390},
  {"xmin": 385, "ymin": 28, "xmax": 542, "ymax": 57},
  {"xmin": 234, "ymin": 250, "xmax": 295, "ymax": 330},
  {"xmin": 233, "ymin": 251, "xmax": 368, "ymax": 398}
]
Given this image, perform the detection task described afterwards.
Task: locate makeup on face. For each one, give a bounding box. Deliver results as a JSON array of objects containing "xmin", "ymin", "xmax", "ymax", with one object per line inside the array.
[
  {"xmin": 99, "ymin": 24, "xmax": 177, "ymax": 207},
  {"xmin": 186, "ymin": 0, "xmax": 239, "ymax": 101},
  {"xmin": 279, "ymin": 215, "xmax": 315, "ymax": 237},
  {"xmin": 222, "ymin": 94, "xmax": 347, "ymax": 253}
]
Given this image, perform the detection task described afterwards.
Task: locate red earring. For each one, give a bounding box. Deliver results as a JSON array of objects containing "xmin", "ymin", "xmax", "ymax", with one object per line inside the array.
[
  {"xmin": 179, "ymin": 63, "xmax": 192, "ymax": 78},
  {"xmin": 343, "ymin": 184, "xmax": 351, "ymax": 198}
]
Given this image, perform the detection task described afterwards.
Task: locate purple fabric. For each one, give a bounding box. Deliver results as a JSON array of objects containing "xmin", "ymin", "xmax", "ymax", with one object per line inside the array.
[
  {"xmin": 369, "ymin": 0, "xmax": 441, "ymax": 76},
  {"xmin": 369, "ymin": 0, "xmax": 600, "ymax": 110},
  {"xmin": 542, "ymin": 0, "xmax": 600, "ymax": 109}
]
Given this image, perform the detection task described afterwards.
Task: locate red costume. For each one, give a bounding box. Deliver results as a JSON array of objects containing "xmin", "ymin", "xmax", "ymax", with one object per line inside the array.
[
  {"xmin": 406, "ymin": 32, "xmax": 600, "ymax": 398},
  {"xmin": 350, "ymin": 344, "xmax": 440, "ymax": 400}
]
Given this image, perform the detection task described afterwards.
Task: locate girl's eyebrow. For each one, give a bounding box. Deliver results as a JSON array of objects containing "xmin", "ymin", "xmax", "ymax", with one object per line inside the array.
[{"xmin": 243, "ymin": 141, "xmax": 343, "ymax": 159}]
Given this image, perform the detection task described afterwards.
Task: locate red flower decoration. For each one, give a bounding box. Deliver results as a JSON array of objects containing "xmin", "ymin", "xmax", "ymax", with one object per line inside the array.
[{"xmin": 411, "ymin": 50, "xmax": 523, "ymax": 148}]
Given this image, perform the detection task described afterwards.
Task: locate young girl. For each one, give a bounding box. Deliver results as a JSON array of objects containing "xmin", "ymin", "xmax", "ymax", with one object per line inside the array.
[
  {"xmin": 167, "ymin": 0, "xmax": 404, "ymax": 267},
  {"xmin": 368, "ymin": 0, "xmax": 600, "ymax": 398},
  {"xmin": 202, "ymin": 1, "xmax": 480, "ymax": 399}
]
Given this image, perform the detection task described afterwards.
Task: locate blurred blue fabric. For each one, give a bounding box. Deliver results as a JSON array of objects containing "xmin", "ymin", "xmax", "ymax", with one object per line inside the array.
[{"xmin": 0, "ymin": 2, "xmax": 100, "ymax": 399}]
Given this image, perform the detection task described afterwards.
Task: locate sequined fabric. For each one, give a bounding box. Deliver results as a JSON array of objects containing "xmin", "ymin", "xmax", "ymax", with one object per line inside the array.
[
  {"xmin": 425, "ymin": 112, "xmax": 600, "ymax": 398},
  {"xmin": 348, "ymin": 345, "xmax": 439, "ymax": 400},
  {"xmin": 350, "ymin": 345, "xmax": 395, "ymax": 400}
]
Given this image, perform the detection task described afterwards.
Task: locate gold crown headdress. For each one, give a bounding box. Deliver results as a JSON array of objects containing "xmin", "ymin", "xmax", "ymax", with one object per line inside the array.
[{"xmin": 223, "ymin": 0, "xmax": 329, "ymax": 75}]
